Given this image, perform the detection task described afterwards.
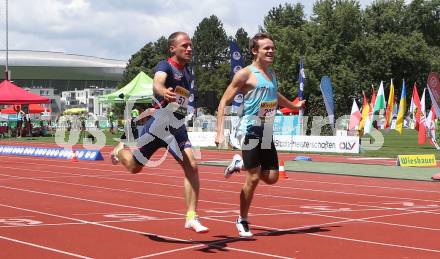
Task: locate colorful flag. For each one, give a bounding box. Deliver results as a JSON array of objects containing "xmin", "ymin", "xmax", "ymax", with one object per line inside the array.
[
  {"xmin": 373, "ymin": 81, "xmax": 386, "ymax": 111},
  {"xmin": 359, "ymin": 91, "xmax": 369, "ymax": 131},
  {"xmin": 418, "ymin": 88, "xmax": 427, "ymax": 144},
  {"xmin": 228, "ymin": 41, "xmax": 245, "ymax": 148},
  {"xmin": 365, "ymin": 82, "xmax": 385, "ymax": 134},
  {"xmin": 348, "ymin": 99, "xmax": 361, "ymax": 130},
  {"xmin": 426, "ymin": 105, "xmax": 439, "ymax": 149},
  {"xmin": 319, "ymin": 76, "xmax": 335, "ymax": 128},
  {"xmin": 187, "ymin": 65, "xmax": 197, "ymax": 118},
  {"xmin": 410, "ymin": 83, "xmax": 421, "ymax": 129},
  {"xmin": 369, "ymin": 85, "xmax": 377, "ymax": 110},
  {"xmin": 421, "ymin": 88, "xmax": 426, "ymax": 116},
  {"xmin": 396, "ymin": 80, "xmax": 407, "ymax": 134},
  {"xmin": 427, "ymin": 87, "xmax": 440, "ymax": 118},
  {"xmin": 364, "ymin": 85, "xmax": 377, "ymax": 134},
  {"xmin": 427, "ymin": 72, "xmax": 440, "ymax": 117},
  {"xmin": 228, "ymin": 41, "xmax": 244, "ymax": 115},
  {"xmin": 298, "ymin": 57, "xmax": 305, "ymax": 116},
  {"xmin": 385, "ymin": 79, "xmax": 395, "ymax": 128}
]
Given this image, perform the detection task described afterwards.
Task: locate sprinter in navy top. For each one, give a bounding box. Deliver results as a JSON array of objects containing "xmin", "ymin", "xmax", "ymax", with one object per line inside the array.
[{"xmin": 111, "ymin": 32, "xmax": 209, "ymax": 233}]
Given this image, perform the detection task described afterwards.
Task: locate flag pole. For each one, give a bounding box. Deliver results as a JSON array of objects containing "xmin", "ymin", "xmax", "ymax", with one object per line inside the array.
[{"xmin": 4, "ymin": 0, "xmax": 10, "ymax": 80}]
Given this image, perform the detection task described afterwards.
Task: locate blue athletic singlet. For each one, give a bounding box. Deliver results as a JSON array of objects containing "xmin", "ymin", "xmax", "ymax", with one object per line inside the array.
[
  {"xmin": 237, "ymin": 65, "xmax": 278, "ymax": 136},
  {"xmin": 133, "ymin": 59, "xmax": 193, "ymax": 165},
  {"xmin": 154, "ymin": 59, "xmax": 193, "ymax": 118}
]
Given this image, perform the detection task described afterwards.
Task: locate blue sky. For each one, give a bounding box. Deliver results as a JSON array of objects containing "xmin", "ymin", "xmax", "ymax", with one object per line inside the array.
[{"xmin": 0, "ymin": 0, "xmax": 388, "ymax": 60}]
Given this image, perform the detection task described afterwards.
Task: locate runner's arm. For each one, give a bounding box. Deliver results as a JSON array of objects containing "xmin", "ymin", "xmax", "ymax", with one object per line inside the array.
[
  {"xmin": 153, "ymin": 71, "xmax": 176, "ymax": 102},
  {"xmin": 215, "ymin": 69, "xmax": 248, "ymax": 146}
]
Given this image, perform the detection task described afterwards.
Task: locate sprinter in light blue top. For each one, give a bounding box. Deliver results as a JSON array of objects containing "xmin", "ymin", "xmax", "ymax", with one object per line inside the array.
[
  {"xmin": 215, "ymin": 33, "xmax": 306, "ymax": 238},
  {"xmin": 238, "ymin": 64, "xmax": 278, "ymax": 136}
]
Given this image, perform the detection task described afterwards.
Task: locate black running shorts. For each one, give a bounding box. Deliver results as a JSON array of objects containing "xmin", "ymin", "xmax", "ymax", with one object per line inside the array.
[{"xmin": 241, "ymin": 132, "xmax": 279, "ymax": 171}]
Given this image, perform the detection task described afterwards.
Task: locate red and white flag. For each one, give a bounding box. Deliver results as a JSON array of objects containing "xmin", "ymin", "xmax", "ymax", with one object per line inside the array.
[
  {"xmin": 418, "ymin": 88, "xmax": 427, "ymax": 144},
  {"xmin": 425, "ymin": 105, "xmax": 439, "ymax": 149},
  {"xmin": 349, "ymin": 99, "xmax": 361, "ymax": 130},
  {"xmin": 410, "ymin": 83, "xmax": 421, "ymax": 129}
]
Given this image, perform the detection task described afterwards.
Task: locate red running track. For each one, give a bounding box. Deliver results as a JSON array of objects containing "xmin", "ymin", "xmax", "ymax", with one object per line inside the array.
[{"xmin": 0, "ymin": 145, "xmax": 440, "ymax": 258}]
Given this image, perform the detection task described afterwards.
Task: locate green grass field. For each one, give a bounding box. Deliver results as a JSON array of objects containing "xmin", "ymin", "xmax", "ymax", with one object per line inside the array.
[
  {"xmin": 1, "ymin": 128, "xmax": 438, "ymax": 159},
  {"xmin": 362, "ymin": 129, "xmax": 439, "ymax": 159}
]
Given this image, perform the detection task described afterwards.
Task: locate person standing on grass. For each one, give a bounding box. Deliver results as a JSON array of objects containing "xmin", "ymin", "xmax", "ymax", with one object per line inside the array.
[
  {"xmin": 215, "ymin": 32, "xmax": 305, "ymax": 237},
  {"xmin": 111, "ymin": 31, "xmax": 208, "ymax": 233},
  {"xmin": 16, "ymin": 106, "xmax": 25, "ymax": 138}
]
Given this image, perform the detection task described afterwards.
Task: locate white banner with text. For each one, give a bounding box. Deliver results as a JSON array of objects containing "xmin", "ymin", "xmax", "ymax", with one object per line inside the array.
[{"xmin": 273, "ymin": 135, "xmax": 360, "ymax": 154}]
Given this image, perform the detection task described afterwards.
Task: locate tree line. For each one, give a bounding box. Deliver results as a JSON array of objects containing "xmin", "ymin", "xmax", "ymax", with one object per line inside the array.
[{"xmin": 118, "ymin": 0, "xmax": 440, "ymax": 118}]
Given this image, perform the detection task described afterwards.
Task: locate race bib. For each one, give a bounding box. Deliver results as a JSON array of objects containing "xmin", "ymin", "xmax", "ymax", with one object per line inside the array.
[
  {"xmin": 174, "ymin": 86, "xmax": 190, "ymax": 115},
  {"xmin": 258, "ymin": 100, "xmax": 277, "ymax": 122}
]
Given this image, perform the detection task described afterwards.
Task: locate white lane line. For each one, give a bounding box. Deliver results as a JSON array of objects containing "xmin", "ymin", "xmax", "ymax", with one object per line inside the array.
[
  {"xmin": 3, "ymin": 172, "xmax": 440, "ymax": 233},
  {"xmin": 308, "ymin": 233, "xmax": 440, "ymax": 253},
  {"xmin": 2, "ymin": 167, "xmax": 440, "ymax": 255},
  {"xmin": 3, "ymin": 181, "xmax": 440, "ymax": 239},
  {"xmin": 132, "ymin": 244, "xmax": 204, "ymax": 258},
  {"xmin": 133, "ymin": 244, "xmax": 294, "ymax": 259},
  {"xmin": 0, "ymin": 203, "xmax": 291, "ymax": 259},
  {"xmin": 3, "ymin": 161, "xmax": 440, "ymax": 214},
  {"xmin": 4, "ymin": 156, "xmax": 440, "ymax": 195},
  {"xmin": 3, "ymin": 159, "xmax": 440, "ymax": 205},
  {"xmin": 0, "ymin": 235, "xmax": 92, "ymax": 259}
]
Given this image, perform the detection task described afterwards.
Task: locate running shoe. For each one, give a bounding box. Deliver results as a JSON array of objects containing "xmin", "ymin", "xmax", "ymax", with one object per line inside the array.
[
  {"xmin": 236, "ymin": 218, "xmax": 253, "ymax": 237},
  {"xmin": 110, "ymin": 153, "xmax": 119, "ymax": 165},
  {"xmin": 224, "ymin": 154, "xmax": 243, "ymax": 178},
  {"xmin": 185, "ymin": 216, "xmax": 209, "ymax": 233},
  {"xmin": 110, "ymin": 146, "xmax": 122, "ymax": 165}
]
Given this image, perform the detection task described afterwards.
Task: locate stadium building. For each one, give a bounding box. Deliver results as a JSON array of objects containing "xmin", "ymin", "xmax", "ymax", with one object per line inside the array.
[{"xmin": 0, "ymin": 50, "xmax": 127, "ymax": 114}]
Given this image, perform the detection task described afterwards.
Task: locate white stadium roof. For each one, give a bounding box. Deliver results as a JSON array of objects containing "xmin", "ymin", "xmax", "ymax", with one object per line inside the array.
[{"xmin": 0, "ymin": 50, "xmax": 127, "ymax": 81}]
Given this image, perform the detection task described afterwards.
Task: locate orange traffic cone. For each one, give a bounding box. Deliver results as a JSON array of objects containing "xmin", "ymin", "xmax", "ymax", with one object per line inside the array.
[
  {"xmin": 71, "ymin": 149, "xmax": 78, "ymax": 162},
  {"xmin": 279, "ymin": 160, "xmax": 288, "ymax": 179}
]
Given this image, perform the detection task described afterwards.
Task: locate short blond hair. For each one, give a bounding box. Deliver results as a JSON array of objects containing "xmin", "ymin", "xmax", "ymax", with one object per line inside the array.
[{"xmin": 168, "ymin": 32, "xmax": 188, "ymax": 48}]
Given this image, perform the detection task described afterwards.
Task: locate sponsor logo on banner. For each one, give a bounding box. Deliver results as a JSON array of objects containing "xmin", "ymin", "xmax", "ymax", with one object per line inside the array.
[
  {"xmin": 233, "ymin": 65, "xmax": 242, "ymax": 74},
  {"xmin": 232, "ymin": 51, "xmax": 241, "ymax": 60},
  {"xmin": 397, "ymin": 154, "xmax": 437, "ymax": 167},
  {"xmin": 234, "ymin": 94, "xmax": 243, "ymax": 103},
  {"xmin": 273, "ymin": 135, "xmax": 360, "ymax": 154},
  {"xmin": 339, "ymin": 142, "xmax": 357, "ymax": 150}
]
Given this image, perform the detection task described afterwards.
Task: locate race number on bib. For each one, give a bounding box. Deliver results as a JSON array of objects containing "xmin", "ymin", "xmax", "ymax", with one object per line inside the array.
[
  {"xmin": 258, "ymin": 100, "xmax": 277, "ymax": 122},
  {"xmin": 173, "ymin": 86, "xmax": 190, "ymax": 115}
]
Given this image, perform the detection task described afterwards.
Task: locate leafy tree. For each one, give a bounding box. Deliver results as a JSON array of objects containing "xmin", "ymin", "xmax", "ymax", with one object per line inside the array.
[
  {"xmin": 406, "ymin": 0, "xmax": 440, "ymax": 47},
  {"xmin": 192, "ymin": 15, "xmax": 229, "ymax": 113},
  {"xmin": 363, "ymin": 0, "xmax": 408, "ymax": 35},
  {"xmin": 119, "ymin": 36, "xmax": 168, "ymax": 87},
  {"xmin": 116, "ymin": 0, "xmax": 440, "ymax": 121},
  {"xmin": 234, "ymin": 27, "xmax": 252, "ymax": 66}
]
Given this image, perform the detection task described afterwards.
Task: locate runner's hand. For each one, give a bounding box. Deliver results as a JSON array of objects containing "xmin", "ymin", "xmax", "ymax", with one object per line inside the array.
[{"xmin": 164, "ymin": 87, "xmax": 176, "ymax": 102}]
